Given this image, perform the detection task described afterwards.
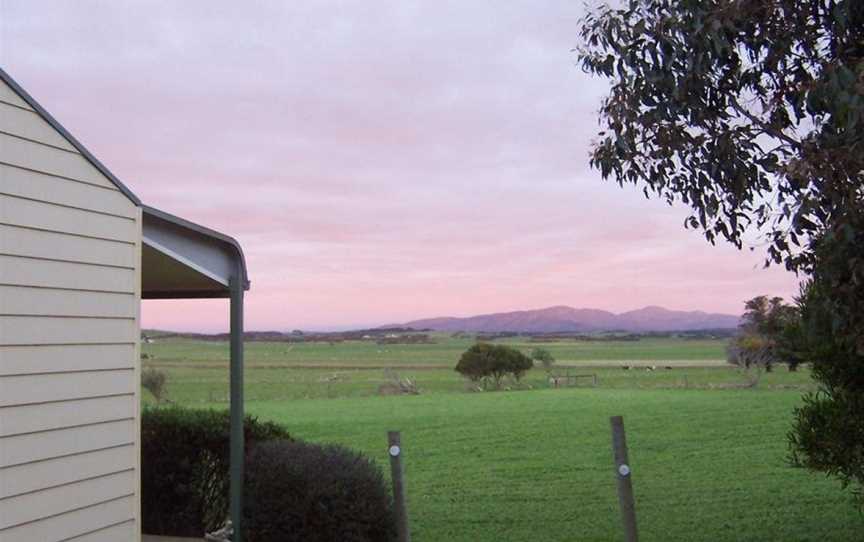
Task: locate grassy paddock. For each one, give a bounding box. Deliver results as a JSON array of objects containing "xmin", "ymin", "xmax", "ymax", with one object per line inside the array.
[
  {"xmin": 244, "ymin": 389, "xmax": 860, "ymax": 541},
  {"xmin": 142, "ymin": 335, "xmax": 729, "ymax": 368},
  {"xmin": 146, "ymin": 364, "xmax": 816, "ymax": 403},
  {"xmin": 142, "ymin": 336, "xmax": 860, "ymax": 541}
]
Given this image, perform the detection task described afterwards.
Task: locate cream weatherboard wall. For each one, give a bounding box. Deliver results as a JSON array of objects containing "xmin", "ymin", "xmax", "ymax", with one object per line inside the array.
[{"xmin": 0, "ymin": 78, "xmax": 142, "ymax": 541}]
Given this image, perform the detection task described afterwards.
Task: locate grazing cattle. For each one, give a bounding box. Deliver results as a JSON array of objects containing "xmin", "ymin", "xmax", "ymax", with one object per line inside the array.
[
  {"xmin": 622, "ymin": 365, "xmax": 631, "ymax": 370},
  {"xmin": 664, "ymin": 366, "xmax": 673, "ymax": 370}
]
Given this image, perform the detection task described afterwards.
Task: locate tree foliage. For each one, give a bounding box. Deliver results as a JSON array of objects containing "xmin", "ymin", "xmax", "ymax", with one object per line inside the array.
[
  {"xmin": 788, "ymin": 212, "xmax": 864, "ymax": 508},
  {"xmin": 578, "ymin": 0, "xmax": 864, "ymax": 506},
  {"xmin": 578, "ymin": 0, "xmax": 863, "ymax": 270},
  {"xmin": 455, "ymin": 343, "xmax": 534, "ymax": 389}
]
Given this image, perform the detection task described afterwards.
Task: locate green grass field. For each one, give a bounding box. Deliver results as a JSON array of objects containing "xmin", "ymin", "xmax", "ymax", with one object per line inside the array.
[
  {"xmin": 142, "ymin": 336, "xmax": 862, "ymax": 541},
  {"xmin": 143, "ymin": 335, "xmax": 729, "ymax": 368}
]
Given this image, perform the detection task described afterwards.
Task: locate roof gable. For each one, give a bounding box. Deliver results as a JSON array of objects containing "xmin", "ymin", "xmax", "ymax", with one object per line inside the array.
[{"xmin": 0, "ymin": 67, "xmax": 141, "ymax": 206}]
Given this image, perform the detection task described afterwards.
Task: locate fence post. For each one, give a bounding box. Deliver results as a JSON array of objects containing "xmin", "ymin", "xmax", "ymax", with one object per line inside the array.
[
  {"xmin": 388, "ymin": 431, "xmax": 411, "ymax": 542},
  {"xmin": 610, "ymin": 416, "xmax": 638, "ymax": 542}
]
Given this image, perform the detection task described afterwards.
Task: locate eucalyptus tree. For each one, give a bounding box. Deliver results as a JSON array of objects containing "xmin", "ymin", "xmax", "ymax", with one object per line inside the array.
[{"xmin": 578, "ymin": 0, "xmax": 863, "ymax": 506}]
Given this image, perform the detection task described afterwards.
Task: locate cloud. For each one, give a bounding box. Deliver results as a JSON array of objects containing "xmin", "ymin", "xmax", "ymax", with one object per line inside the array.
[{"xmin": 0, "ymin": 1, "xmax": 800, "ymax": 331}]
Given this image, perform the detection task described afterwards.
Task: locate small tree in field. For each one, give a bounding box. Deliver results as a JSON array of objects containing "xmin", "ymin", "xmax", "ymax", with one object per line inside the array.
[
  {"xmin": 455, "ymin": 343, "xmax": 533, "ymax": 390},
  {"xmin": 531, "ymin": 348, "xmax": 555, "ymax": 371},
  {"xmin": 455, "ymin": 343, "xmax": 494, "ymax": 385},
  {"xmin": 728, "ymin": 296, "xmax": 801, "ymax": 373}
]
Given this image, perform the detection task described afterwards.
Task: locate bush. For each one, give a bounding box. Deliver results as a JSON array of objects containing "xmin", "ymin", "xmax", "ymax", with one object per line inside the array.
[
  {"xmin": 244, "ymin": 440, "xmax": 396, "ymax": 542},
  {"xmin": 142, "ymin": 367, "xmax": 168, "ymax": 402},
  {"xmin": 455, "ymin": 343, "xmax": 534, "ymax": 389},
  {"xmin": 141, "ymin": 406, "xmax": 291, "ymax": 537},
  {"xmin": 531, "ymin": 348, "xmax": 555, "ymax": 371}
]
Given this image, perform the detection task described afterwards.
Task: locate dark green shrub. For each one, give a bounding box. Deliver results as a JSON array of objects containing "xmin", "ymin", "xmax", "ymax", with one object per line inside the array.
[
  {"xmin": 244, "ymin": 440, "xmax": 396, "ymax": 542},
  {"xmin": 141, "ymin": 406, "xmax": 291, "ymax": 537}
]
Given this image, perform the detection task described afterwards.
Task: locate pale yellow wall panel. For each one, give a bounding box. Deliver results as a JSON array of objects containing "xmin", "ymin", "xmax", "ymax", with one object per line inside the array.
[
  {"xmin": 0, "ymin": 369, "xmax": 135, "ymax": 406},
  {"xmin": 0, "ymin": 419, "xmax": 135, "ymax": 467},
  {"xmin": 0, "ymin": 255, "xmax": 136, "ymax": 292},
  {"xmin": 0, "ymin": 193, "xmax": 137, "ymax": 241},
  {"xmin": 0, "ymin": 224, "xmax": 136, "ymax": 267},
  {"xmin": 0, "ymin": 80, "xmax": 33, "ymax": 111},
  {"xmin": 0, "ymin": 343, "xmax": 135, "ymax": 376},
  {"xmin": 0, "ymin": 470, "xmax": 134, "ymax": 530},
  {"xmin": 0, "ymin": 395, "xmax": 135, "ymax": 437},
  {"xmin": 0, "ymin": 316, "xmax": 136, "ymax": 346},
  {"xmin": 0, "ymin": 285, "xmax": 136, "ymax": 318},
  {"xmin": 0, "ymin": 496, "xmax": 134, "ymax": 541},
  {"xmin": 0, "ymin": 77, "xmax": 142, "ymax": 539},
  {"xmin": 0, "ymin": 163, "xmax": 137, "ymax": 218},
  {"xmin": 0, "ymin": 444, "xmax": 135, "ymax": 499},
  {"xmin": 72, "ymin": 519, "xmax": 137, "ymax": 542},
  {"xmin": 0, "ymin": 101, "xmax": 78, "ymax": 151},
  {"xmin": 0, "ymin": 132, "xmax": 118, "ymax": 189}
]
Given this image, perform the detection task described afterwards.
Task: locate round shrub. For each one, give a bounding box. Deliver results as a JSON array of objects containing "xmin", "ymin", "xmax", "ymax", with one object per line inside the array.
[{"xmin": 244, "ymin": 440, "xmax": 396, "ymax": 542}]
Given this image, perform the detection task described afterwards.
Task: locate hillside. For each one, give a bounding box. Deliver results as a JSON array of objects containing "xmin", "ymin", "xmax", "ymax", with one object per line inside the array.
[{"xmin": 400, "ymin": 305, "xmax": 740, "ymax": 333}]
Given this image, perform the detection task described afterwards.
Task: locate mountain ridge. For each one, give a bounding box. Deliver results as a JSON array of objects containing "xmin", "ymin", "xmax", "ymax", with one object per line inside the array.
[{"xmin": 396, "ymin": 305, "xmax": 740, "ymax": 333}]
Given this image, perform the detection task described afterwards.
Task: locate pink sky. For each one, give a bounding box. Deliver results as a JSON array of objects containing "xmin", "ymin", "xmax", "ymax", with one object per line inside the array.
[{"xmin": 0, "ymin": 1, "xmax": 800, "ymax": 331}]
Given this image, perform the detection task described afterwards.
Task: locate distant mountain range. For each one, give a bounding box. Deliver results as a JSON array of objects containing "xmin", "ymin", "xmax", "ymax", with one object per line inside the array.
[{"xmin": 397, "ymin": 305, "xmax": 741, "ymax": 333}]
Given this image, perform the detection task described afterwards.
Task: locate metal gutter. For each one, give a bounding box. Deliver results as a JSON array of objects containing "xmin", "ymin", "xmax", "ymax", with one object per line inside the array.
[{"xmin": 142, "ymin": 205, "xmax": 250, "ymax": 290}]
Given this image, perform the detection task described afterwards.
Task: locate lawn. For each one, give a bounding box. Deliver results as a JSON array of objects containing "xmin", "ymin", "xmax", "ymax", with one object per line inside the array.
[
  {"xmin": 143, "ymin": 336, "xmax": 862, "ymax": 541},
  {"xmin": 245, "ymin": 389, "xmax": 861, "ymax": 542}
]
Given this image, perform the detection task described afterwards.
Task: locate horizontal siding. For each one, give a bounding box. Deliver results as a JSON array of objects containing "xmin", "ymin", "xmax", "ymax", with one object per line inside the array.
[
  {"xmin": 0, "ymin": 77, "xmax": 141, "ymax": 541},
  {"xmin": 0, "ymin": 81, "xmax": 33, "ymax": 111},
  {"xmin": 0, "ymin": 163, "xmax": 137, "ymax": 218},
  {"xmin": 0, "ymin": 495, "xmax": 134, "ymax": 541},
  {"xmin": 0, "ymin": 131, "xmax": 118, "ymax": 189},
  {"xmin": 0, "ymin": 254, "xmax": 136, "ymax": 292},
  {"xmin": 0, "ymin": 285, "xmax": 136, "ymax": 319},
  {"xmin": 65, "ymin": 519, "xmax": 136, "ymax": 542},
  {"xmin": 0, "ymin": 100, "xmax": 77, "ymax": 151},
  {"xmin": 0, "ymin": 419, "xmax": 135, "ymax": 468},
  {"xmin": 0, "ymin": 316, "xmax": 136, "ymax": 346},
  {"xmin": 0, "ymin": 469, "xmax": 135, "ymax": 530},
  {"xmin": 0, "ymin": 344, "xmax": 135, "ymax": 376},
  {"xmin": 0, "ymin": 395, "xmax": 135, "ymax": 437},
  {"xmin": 0, "ymin": 444, "xmax": 135, "ymax": 499},
  {"xmin": 0, "ymin": 223, "xmax": 136, "ymax": 267},
  {"xmin": 0, "ymin": 193, "xmax": 137, "ymax": 241},
  {"xmin": 0, "ymin": 369, "xmax": 135, "ymax": 407}
]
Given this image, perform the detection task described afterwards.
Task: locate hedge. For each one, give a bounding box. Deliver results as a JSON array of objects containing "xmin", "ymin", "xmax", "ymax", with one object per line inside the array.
[{"xmin": 141, "ymin": 406, "xmax": 291, "ymax": 537}]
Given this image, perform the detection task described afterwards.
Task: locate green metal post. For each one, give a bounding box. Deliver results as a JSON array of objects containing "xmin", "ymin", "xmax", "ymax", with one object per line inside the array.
[{"xmin": 230, "ymin": 276, "xmax": 245, "ymax": 542}]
